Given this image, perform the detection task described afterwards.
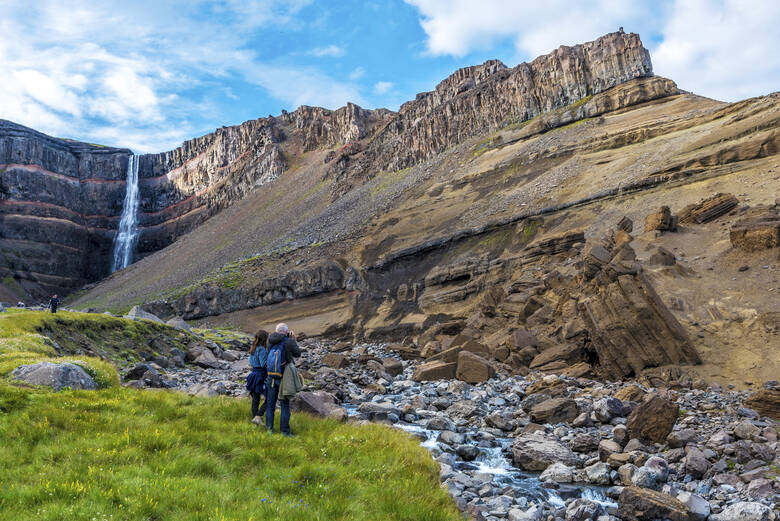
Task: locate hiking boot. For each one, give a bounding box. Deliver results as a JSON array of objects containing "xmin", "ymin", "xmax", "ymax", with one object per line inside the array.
[{"xmin": 251, "ymin": 416, "xmax": 263, "ymax": 425}]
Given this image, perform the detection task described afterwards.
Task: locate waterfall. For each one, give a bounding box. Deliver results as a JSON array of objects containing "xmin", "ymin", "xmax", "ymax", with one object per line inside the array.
[{"xmin": 110, "ymin": 154, "xmax": 141, "ymax": 272}]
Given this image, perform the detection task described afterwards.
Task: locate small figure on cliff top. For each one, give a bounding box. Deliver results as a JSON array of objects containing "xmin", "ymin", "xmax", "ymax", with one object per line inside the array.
[{"xmin": 49, "ymin": 295, "xmax": 59, "ymax": 314}]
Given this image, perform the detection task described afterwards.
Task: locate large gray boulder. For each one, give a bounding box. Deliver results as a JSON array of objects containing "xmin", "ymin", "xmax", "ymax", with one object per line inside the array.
[
  {"xmin": 125, "ymin": 306, "xmax": 164, "ymax": 324},
  {"xmin": 291, "ymin": 391, "xmax": 347, "ymax": 421},
  {"xmin": 512, "ymin": 432, "xmax": 579, "ymax": 471},
  {"xmin": 12, "ymin": 362, "xmax": 97, "ymax": 391},
  {"xmin": 710, "ymin": 503, "xmax": 775, "ymax": 521},
  {"xmin": 166, "ymin": 316, "xmax": 191, "ymax": 332}
]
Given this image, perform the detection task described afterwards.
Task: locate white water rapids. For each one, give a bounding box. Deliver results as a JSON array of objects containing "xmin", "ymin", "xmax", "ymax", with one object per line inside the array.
[{"xmin": 110, "ymin": 154, "xmax": 141, "ymax": 272}]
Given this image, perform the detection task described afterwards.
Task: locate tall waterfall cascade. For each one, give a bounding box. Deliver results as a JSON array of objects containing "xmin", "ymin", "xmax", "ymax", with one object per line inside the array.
[{"xmin": 110, "ymin": 154, "xmax": 141, "ymax": 272}]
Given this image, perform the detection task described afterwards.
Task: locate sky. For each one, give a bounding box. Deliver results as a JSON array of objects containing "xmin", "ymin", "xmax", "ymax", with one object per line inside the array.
[{"xmin": 1, "ymin": 0, "xmax": 778, "ymax": 153}]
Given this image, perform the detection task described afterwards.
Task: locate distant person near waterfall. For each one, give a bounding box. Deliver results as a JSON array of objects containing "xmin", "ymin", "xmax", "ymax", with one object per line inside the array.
[
  {"xmin": 265, "ymin": 323, "xmax": 301, "ymax": 437},
  {"xmin": 49, "ymin": 295, "xmax": 59, "ymax": 314},
  {"xmin": 246, "ymin": 329, "xmax": 269, "ymax": 421}
]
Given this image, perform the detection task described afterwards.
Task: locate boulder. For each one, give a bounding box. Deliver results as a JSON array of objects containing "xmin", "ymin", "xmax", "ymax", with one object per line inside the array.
[
  {"xmin": 565, "ymin": 499, "xmax": 603, "ymax": 521},
  {"xmin": 584, "ymin": 462, "xmax": 611, "ymax": 485},
  {"xmin": 511, "ymin": 433, "xmax": 579, "ymax": 471},
  {"xmin": 508, "ymin": 329, "xmax": 540, "ymax": 349},
  {"xmin": 615, "ymin": 384, "xmax": 646, "ymax": 402},
  {"xmin": 529, "ymin": 344, "xmax": 586, "ymax": 373},
  {"xmin": 743, "ymin": 388, "xmax": 780, "ymax": 419},
  {"xmin": 678, "ymin": 192, "xmax": 738, "ymax": 224},
  {"xmin": 321, "ymin": 353, "xmax": 350, "ymax": 369},
  {"xmin": 539, "ymin": 462, "xmax": 574, "ymax": 483},
  {"xmin": 291, "ymin": 391, "xmax": 346, "ymax": 420},
  {"xmin": 618, "ymin": 486, "xmax": 691, "ymax": 521},
  {"xmin": 220, "ymin": 350, "xmax": 240, "ymax": 362},
  {"xmin": 683, "ymin": 447, "xmax": 708, "ymax": 478},
  {"xmin": 455, "ymin": 351, "xmax": 494, "ymax": 383},
  {"xmin": 166, "ymin": 316, "xmax": 191, "ymax": 332},
  {"xmin": 710, "ymin": 502, "xmax": 775, "ymax": 521},
  {"xmin": 12, "ymin": 362, "xmax": 97, "ymax": 391},
  {"xmin": 331, "ymin": 341, "xmax": 352, "ymax": 353},
  {"xmin": 598, "ymin": 439, "xmax": 622, "ymax": 461},
  {"xmin": 579, "ymin": 273, "xmax": 700, "ymax": 380},
  {"xmin": 412, "ymin": 361, "xmax": 457, "ymax": 381},
  {"xmin": 194, "ymin": 348, "xmax": 221, "ymax": 369},
  {"xmin": 644, "ymin": 206, "xmax": 677, "ymax": 233},
  {"xmin": 730, "ymin": 206, "xmax": 780, "ymax": 252},
  {"xmin": 618, "ymin": 216, "xmax": 634, "ymax": 233},
  {"xmin": 675, "ymin": 492, "xmax": 710, "ymax": 521},
  {"xmin": 382, "ymin": 358, "xmax": 403, "ymax": 376},
  {"xmin": 627, "ymin": 394, "xmax": 678, "ymax": 443},
  {"xmin": 124, "ymin": 363, "xmax": 155, "ymax": 381},
  {"xmin": 529, "ymin": 398, "xmax": 579, "ymax": 425},
  {"xmin": 561, "ymin": 362, "xmax": 593, "ymax": 378},
  {"xmin": 420, "ymin": 341, "xmax": 441, "ymax": 358},
  {"xmin": 647, "ymin": 246, "xmax": 676, "ymax": 266},
  {"xmin": 125, "ymin": 306, "xmax": 165, "ymax": 324},
  {"xmin": 508, "ymin": 505, "xmax": 544, "ymax": 521}
]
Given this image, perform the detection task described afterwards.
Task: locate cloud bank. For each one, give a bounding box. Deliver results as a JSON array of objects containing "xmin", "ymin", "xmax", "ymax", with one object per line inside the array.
[{"xmin": 406, "ymin": 0, "xmax": 780, "ymax": 102}]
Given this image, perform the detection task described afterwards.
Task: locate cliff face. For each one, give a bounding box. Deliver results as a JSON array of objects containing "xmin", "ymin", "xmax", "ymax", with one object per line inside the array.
[
  {"xmin": 1, "ymin": 30, "xmax": 653, "ymax": 300},
  {"xmin": 0, "ymin": 120, "xmax": 130, "ymax": 297},
  {"xmin": 325, "ymin": 31, "xmax": 653, "ymax": 187}
]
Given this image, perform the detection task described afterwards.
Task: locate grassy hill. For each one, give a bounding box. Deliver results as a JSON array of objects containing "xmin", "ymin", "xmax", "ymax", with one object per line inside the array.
[
  {"xmin": 0, "ymin": 384, "xmax": 460, "ymax": 521},
  {"xmin": 0, "ymin": 310, "xmax": 460, "ymax": 520}
]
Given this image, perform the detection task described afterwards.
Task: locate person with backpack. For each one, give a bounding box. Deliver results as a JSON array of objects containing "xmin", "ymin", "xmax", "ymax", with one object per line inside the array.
[
  {"xmin": 265, "ymin": 323, "xmax": 301, "ymax": 436},
  {"xmin": 246, "ymin": 329, "xmax": 269, "ymax": 421}
]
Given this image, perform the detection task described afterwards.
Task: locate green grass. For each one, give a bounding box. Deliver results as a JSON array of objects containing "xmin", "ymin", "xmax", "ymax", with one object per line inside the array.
[
  {"xmin": 0, "ymin": 384, "xmax": 461, "ymax": 521},
  {"xmin": 0, "ymin": 309, "xmax": 199, "ymax": 388}
]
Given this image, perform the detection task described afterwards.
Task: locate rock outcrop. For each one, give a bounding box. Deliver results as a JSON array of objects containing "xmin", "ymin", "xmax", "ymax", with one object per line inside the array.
[
  {"xmin": 11, "ymin": 362, "xmax": 98, "ymax": 391},
  {"xmin": 677, "ymin": 193, "xmax": 738, "ymax": 225},
  {"xmin": 730, "ymin": 204, "xmax": 780, "ymax": 252}
]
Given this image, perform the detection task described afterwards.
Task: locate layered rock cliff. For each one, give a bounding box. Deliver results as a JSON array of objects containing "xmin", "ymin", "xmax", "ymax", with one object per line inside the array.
[
  {"xmin": 0, "ymin": 120, "xmax": 130, "ymax": 296},
  {"xmin": 1, "ymin": 30, "xmax": 654, "ymax": 299}
]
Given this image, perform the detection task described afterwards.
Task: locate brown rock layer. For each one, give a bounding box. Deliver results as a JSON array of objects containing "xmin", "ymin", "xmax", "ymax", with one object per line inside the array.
[
  {"xmin": 730, "ymin": 204, "xmax": 780, "ymax": 252},
  {"xmin": 677, "ymin": 193, "xmax": 738, "ymax": 224}
]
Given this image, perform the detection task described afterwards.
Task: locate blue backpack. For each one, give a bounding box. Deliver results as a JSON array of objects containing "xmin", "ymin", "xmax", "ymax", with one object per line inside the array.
[{"xmin": 266, "ymin": 338, "xmax": 286, "ymax": 378}]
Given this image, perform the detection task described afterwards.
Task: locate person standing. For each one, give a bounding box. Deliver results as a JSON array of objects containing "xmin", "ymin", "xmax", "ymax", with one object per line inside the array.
[
  {"xmin": 49, "ymin": 295, "xmax": 59, "ymax": 314},
  {"xmin": 246, "ymin": 329, "xmax": 269, "ymax": 421},
  {"xmin": 265, "ymin": 323, "xmax": 301, "ymax": 436}
]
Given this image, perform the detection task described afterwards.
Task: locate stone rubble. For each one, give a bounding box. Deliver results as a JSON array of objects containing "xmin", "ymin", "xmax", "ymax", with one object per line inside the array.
[{"xmin": 121, "ymin": 334, "xmax": 778, "ymax": 521}]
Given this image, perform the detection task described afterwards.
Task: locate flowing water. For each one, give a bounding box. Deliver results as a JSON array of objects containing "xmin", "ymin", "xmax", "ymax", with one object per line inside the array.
[
  {"xmin": 111, "ymin": 154, "xmax": 141, "ymax": 272},
  {"xmin": 344, "ymin": 403, "xmax": 616, "ymax": 509}
]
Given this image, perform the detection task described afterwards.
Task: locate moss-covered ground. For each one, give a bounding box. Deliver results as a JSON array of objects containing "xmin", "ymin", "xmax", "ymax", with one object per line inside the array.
[
  {"xmin": 0, "ymin": 310, "xmax": 461, "ymax": 520},
  {"xmin": 0, "ymin": 384, "xmax": 461, "ymax": 521}
]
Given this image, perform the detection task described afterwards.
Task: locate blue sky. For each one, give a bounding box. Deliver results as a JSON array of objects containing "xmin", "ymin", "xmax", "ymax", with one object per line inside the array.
[{"xmin": 2, "ymin": 0, "xmax": 779, "ymax": 152}]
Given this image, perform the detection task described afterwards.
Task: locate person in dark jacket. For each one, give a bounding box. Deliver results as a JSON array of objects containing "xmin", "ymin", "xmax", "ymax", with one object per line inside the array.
[
  {"xmin": 49, "ymin": 295, "xmax": 59, "ymax": 314},
  {"xmin": 246, "ymin": 329, "xmax": 269, "ymax": 420},
  {"xmin": 265, "ymin": 323, "xmax": 301, "ymax": 436}
]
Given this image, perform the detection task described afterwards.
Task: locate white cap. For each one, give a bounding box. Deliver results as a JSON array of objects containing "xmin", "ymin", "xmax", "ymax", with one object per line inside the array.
[{"xmin": 275, "ymin": 323, "xmax": 289, "ymax": 334}]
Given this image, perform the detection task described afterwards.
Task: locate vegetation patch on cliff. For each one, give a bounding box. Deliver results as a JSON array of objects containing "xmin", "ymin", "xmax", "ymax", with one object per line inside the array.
[{"xmin": 0, "ymin": 384, "xmax": 461, "ymax": 521}]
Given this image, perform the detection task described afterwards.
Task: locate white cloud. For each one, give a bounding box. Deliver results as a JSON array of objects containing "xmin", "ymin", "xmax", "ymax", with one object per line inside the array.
[
  {"xmin": 245, "ymin": 65, "xmax": 366, "ymax": 108},
  {"xmin": 0, "ymin": 0, "xmax": 360, "ymax": 152},
  {"xmin": 349, "ymin": 67, "xmax": 366, "ymax": 80},
  {"xmin": 652, "ymin": 0, "xmax": 780, "ymax": 101},
  {"xmin": 373, "ymin": 81, "xmax": 393, "ymax": 95},
  {"xmin": 309, "ymin": 45, "xmax": 346, "ymax": 57},
  {"xmin": 405, "ymin": 0, "xmax": 647, "ymax": 58},
  {"xmin": 405, "ymin": 0, "xmax": 780, "ymax": 101}
]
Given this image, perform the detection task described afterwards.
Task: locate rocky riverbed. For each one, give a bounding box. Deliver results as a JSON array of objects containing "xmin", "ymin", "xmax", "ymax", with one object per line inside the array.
[{"xmin": 120, "ymin": 335, "xmax": 778, "ymax": 521}]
